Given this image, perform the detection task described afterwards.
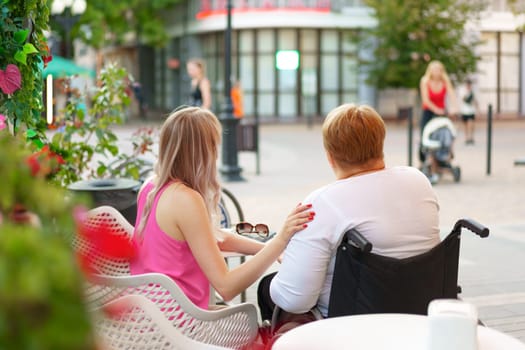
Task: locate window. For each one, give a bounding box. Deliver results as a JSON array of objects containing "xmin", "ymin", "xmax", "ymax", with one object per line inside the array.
[
  {"xmin": 258, "ymin": 29, "xmax": 274, "ymax": 53},
  {"xmin": 258, "ymin": 54, "xmax": 275, "ymax": 90},
  {"xmin": 321, "ymin": 55, "xmax": 338, "ymax": 90}
]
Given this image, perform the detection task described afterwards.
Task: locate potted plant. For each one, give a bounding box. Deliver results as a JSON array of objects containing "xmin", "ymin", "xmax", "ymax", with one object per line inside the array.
[{"xmin": 43, "ymin": 63, "xmax": 157, "ymax": 224}]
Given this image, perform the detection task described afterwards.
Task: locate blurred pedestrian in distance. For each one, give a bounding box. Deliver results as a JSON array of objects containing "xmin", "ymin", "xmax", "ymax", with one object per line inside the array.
[
  {"xmin": 231, "ymin": 79, "xmax": 244, "ymax": 119},
  {"xmin": 459, "ymin": 78, "xmax": 478, "ymax": 145},
  {"xmin": 186, "ymin": 58, "xmax": 212, "ymax": 110},
  {"xmin": 132, "ymin": 81, "xmax": 147, "ymax": 119},
  {"xmin": 419, "ymin": 60, "xmax": 459, "ymax": 163}
]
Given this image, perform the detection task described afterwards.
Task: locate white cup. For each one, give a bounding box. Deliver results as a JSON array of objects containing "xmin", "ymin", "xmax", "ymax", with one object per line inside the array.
[{"xmin": 427, "ymin": 299, "xmax": 478, "ymax": 350}]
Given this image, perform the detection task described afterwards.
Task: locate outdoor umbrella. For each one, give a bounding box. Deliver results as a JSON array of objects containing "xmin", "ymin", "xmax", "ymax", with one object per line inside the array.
[{"xmin": 42, "ymin": 56, "xmax": 95, "ymax": 78}]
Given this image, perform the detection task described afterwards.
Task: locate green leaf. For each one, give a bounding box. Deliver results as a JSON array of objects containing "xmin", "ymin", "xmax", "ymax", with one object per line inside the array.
[
  {"xmin": 14, "ymin": 51, "xmax": 27, "ymax": 65},
  {"xmin": 32, "ymin": 138, "xmax": 44, "ymax": 149},
  {"xmin": 95, "ymin": 128, "xmax": 103, "ymax": 140},
  {"xmin": 107, "ymin": 145, "xmax": 118, "ymax": 156},
  {"xmin": 26, "ymin": 129, "xmax": 37, "ymax": 138},
  {"xmin": 96, "ymin": 164, "xmax": 107, "ymax": 176},
  {"xmin": 22, "ymin": 43, "xmax": 38, "ymax": 55},
  {"xmin": 14, "ymin": 29, "xmax": 29, "ymax": 44}
]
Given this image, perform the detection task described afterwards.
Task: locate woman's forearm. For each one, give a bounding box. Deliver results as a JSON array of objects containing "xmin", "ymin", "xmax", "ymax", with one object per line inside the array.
[{"xmin": 216, "ymin": 229, "xmax": 266, "ymax": 255}]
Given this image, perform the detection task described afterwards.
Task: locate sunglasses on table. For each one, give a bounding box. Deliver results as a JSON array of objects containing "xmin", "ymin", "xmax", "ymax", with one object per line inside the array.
[{"xmin": 235, "ymin": 222, "xmax": 270, "ymax": 237}]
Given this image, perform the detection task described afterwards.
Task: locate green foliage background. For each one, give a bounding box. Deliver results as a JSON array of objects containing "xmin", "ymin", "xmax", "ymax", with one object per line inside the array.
[
  {"xmin": 71, "ymin": 0, "xmax": 182, "ymax": 48},
  {"xmin": 361, "ymin": 0, "xmax": 487, "ymax": 89}
]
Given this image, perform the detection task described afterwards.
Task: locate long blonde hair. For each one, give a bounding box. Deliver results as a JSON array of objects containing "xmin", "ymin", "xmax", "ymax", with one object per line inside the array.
[
  {"xmin": 136, "ymin": 106, "xmax": 222, "ymax": 237},
  {"xmin": 421, "ymin": 60, "xmax": 452, "ymax": 88},
  {"xmin": 187, "ymin": 58, "xmax": 206, "ymax": 78}
]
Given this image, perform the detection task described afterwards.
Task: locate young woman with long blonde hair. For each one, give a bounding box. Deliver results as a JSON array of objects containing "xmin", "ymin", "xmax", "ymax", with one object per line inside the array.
[
  {"xmin": 419, "ymin": 60, "xmax": 459, "ymax": 164},
  {"xmin": 130, "ymin": 106, "xmax": 314, "ymax": 308},
  {"xmin": 186, "ymin": 58, "xmax": 212, "ymax": 110}
]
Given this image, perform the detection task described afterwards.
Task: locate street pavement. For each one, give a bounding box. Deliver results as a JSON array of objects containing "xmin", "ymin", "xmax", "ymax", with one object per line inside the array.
[{"xmin": 116, "ymin": 116, "xmax": 525, "ymax": 342}]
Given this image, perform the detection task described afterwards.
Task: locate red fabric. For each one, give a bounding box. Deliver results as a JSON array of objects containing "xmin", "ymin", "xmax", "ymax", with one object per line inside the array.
[{"xmin": 423, "ymin": 82, "xmax": 447, "ymax": 110}]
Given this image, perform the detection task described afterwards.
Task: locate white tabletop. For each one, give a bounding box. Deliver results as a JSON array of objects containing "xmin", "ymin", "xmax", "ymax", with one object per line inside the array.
[
  {"xmin": 221, "ymin": 251, "xmax": 248, "ymax": 258},
  {"xmin": 272, "ymin": 314, "xmax": 525, "ymax": 350}
]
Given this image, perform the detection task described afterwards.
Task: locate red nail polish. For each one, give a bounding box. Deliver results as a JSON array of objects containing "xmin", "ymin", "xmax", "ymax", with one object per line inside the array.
[
  {"xmin": 303, "ymin": 224, "xmax": 308, "ymax": 228},
  {"xmin": 307, "ymin": 204, "xmax": 312, "ymax": 208}
]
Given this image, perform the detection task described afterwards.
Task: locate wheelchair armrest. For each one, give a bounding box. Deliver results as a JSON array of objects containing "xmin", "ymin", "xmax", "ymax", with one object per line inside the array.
[
  {"xmin": 345, "ymin": 228, "xmax": 372, "ymax": 253},
  {"xmin": 453, "ymin": 218, "xmax": 490, "ymax": 238}
]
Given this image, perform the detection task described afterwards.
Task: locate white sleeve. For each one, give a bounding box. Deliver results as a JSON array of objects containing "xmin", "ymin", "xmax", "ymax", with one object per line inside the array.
[{"xmin": 270, "ymin": 195, "xmax": 335, "ymax": 314}]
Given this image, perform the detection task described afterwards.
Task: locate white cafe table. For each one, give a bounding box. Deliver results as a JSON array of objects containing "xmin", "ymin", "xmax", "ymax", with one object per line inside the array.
[{"xmin": 272, "ymin": 314, "xmax": 525, "ymax": 350}]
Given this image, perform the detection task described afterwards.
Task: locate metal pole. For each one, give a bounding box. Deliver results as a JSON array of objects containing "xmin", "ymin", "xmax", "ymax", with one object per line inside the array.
[
  {"xmin": 487, "ymin": 104, "xmax": 493, "ymax": 176},
  {"xmin": 407, "ymin": 107, "xmax": 413, "ymax": 167},
  {"xmin": 219, "ymin": 0, "xmax": 243, "ymax": 182},
  {"xmin": 54, "ymin": 6, "xmax": 80, "ymax": 59}
]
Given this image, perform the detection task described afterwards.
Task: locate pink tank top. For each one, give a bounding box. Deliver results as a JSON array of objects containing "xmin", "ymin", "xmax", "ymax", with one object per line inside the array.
[{"xmin": 130, "ymin": 181, "xmax": 210, "ymax": 309}]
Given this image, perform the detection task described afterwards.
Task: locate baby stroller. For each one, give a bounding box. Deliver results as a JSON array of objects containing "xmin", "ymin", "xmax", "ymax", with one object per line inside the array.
[{"xmin": 421, "ymin": 116, "xmax": 461, "ymax": 184}]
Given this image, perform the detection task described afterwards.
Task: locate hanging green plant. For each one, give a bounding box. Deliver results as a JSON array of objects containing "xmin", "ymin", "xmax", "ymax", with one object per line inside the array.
[{"xmin": 0, "ymin": 0, "xmax": 50, "ymax": 138}]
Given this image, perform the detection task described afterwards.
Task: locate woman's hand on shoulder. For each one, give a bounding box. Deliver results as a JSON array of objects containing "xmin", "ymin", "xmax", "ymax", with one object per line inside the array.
[{"xmin": 276, "ymin": 203, "xmax": 315, "ymax": 243}]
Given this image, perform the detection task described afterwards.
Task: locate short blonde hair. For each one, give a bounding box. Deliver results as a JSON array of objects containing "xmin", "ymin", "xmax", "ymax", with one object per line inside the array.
[{"xmin": 322, "ymin": 103, "xmax": 385, "ymax": 167}]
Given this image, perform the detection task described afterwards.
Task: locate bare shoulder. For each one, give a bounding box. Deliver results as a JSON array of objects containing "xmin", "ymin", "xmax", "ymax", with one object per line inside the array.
[
  {"xmin": 158, "ymin": 182, "xmax": 206, "ymax": 214},
  {"xmin": 156, "ymin": 183, "xmax": 208, "ymax": 238},
  {"xmin": 200, "ymin": 78, "xmax": 211, "ymax": 87}
]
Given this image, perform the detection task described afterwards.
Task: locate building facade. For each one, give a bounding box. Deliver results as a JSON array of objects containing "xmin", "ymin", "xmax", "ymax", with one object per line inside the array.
[
  {"xmin": 141, "ymin": 0, "xmax": 376, "ymax": 121},
  {"xmin": 474, "ymin": 3, "xmax": 525, "ymax": 117},
  {"xmin": 138, "ymin": 0, "xmax": 525, "ymax": 120}
]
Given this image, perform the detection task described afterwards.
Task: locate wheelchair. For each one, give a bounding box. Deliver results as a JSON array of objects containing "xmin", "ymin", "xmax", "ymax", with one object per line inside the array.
[{"xmin": 267, "ymin": 218, "xmax": 489, "ymax": 347}]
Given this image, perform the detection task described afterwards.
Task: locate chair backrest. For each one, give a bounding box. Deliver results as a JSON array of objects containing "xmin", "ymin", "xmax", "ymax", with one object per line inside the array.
[
  {"xmin": 327, "ymin": 218, "xmax": 489, "ymax": 318},
  {"xmin": 73, "ymin": 205, "xmax": 134, "ymax": 276},
  {"xmin": 93, "ymin": 294, "xmax": 231, "ymax": 350},
  {"xmin": 77, "ymin": 206, "xmax": 259, "ymax": 349},
  {"xmin": 86, "ymin": 273, "xmax": 259, "ymax": 349}
]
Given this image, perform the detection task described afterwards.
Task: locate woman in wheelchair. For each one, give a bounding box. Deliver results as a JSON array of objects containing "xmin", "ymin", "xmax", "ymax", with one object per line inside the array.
[
  {"xmin": 130, "ymin": 106, "xmax": 314, "ymax": 309},
  {"xmin": 258, "ymin": 104, "xmax": 441, "ymax": 326}
]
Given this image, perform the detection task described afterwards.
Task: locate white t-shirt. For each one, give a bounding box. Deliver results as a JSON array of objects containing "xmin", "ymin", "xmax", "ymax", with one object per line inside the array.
[
  {"xmin": 459, "ymin": 85, "xmax": 476, "ymax": 115},
  {"xmin": 270, "ymin": 166, "xmax": 440, "ymax": 317}
]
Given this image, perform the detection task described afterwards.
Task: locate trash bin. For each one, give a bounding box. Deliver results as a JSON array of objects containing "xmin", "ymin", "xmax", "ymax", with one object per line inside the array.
[
  {"xmin": 237, "ymin": 123, "xmax": 258, "ymax": 152},
  {"xmin": 68, "ymin": 178, "xmax": 141, "ymax": 225}
]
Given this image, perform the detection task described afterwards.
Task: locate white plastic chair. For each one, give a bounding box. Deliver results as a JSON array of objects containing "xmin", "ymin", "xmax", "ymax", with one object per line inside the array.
[
  {"xmin": 74, "ymin": 205, "xmax": 134, "ymax": 276},
  {"xmin": 93, "ymin": 294, "xmax": 231, "ymax": 350},
  {"xmin": 78, "ymin": 206, "xmax": 259, "ymax": 349},
  {"xmin": 86, "ymin": 273, "xmax": 259, "ymax": 349}
]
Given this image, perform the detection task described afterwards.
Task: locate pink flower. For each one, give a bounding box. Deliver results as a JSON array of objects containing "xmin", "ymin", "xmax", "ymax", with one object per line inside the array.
[{"xmin": 0, "ymin": 114, "xmax": 6, "ymax": 130}]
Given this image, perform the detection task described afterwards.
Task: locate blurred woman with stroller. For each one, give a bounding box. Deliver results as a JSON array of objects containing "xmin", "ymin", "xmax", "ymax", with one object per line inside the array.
[
  {"xmin": 419, "ymin": 60, "xmax": 459, "ymax": 144},
  {"xmin": 419, "ymin": 60, "xmax": 460, "ymax": 184}
]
